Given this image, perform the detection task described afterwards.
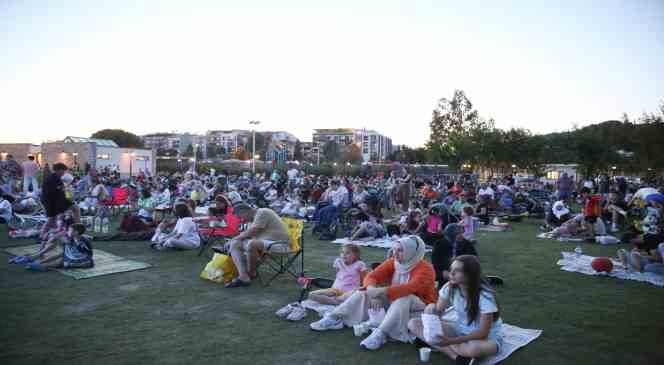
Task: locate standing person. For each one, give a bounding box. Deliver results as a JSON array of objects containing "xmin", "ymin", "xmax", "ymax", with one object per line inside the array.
[
  {"xmin": 21, "ymin": 156, "xmax": 40, "ymax": 194},
  {"xmin": 40, "ymin": 163, "xmax": 80, "ymax": 235},
  {"xmin": 556, "ymin": 173, "xmax": 573, "ymax": 203},
  {"xmin": 1, "ymin": 154, "xmax": 22, "ymax": 195},
  {"xmin": 397, "ymin": 168, "xmax": 413, "ymax": 212}
]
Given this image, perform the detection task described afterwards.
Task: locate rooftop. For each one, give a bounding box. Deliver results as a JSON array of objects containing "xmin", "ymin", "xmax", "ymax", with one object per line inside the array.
[{"xmin": 63, "ymin": 136, "xmax": 119, "ymax": 147}]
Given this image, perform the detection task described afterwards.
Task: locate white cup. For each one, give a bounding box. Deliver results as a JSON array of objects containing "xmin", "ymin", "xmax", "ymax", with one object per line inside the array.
[
  {"xmin": 353, "ymin": 324, "xmax": 364, "ymax": 337},
  {"xmin": 419, "ymin": 347, "xmax": 432, "ymax": 362}
]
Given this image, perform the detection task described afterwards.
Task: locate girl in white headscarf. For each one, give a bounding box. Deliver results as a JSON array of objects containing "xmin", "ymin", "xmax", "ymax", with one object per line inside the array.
[{"xmin": 310, "ymin": 236, "xmax": 438, "ymax": 351}]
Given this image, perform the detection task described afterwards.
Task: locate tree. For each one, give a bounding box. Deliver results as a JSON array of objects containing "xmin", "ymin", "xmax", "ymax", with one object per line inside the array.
[
  {"xmin": 342, "ymin": 144, "xmax": 363, "ymax": 164},
  {"xmin": 293, "ymin": 140, "xmax": 303, "ymax": 161},
  {"xmin": 322, "ymin": 141, "xmax": 339, "ymax": 162},
  {"xmin": 91, "ymin": 129, "xmax": 144, "ymax": 148}
]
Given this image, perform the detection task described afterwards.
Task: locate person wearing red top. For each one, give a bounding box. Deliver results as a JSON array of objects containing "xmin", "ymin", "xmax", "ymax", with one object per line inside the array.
[{"xmin": 310, "ymin": 236, "xmax": 437, "ymax": 351}]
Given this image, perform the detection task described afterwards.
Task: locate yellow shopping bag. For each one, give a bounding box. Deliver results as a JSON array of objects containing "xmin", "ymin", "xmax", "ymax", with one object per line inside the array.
[{"xmin": 200, "ymin": 253, "xmax": 238, "ymax": 284}]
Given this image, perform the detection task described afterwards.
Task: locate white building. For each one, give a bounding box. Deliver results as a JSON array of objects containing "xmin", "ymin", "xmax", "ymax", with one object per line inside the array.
[
  {"xmin": 205, "ymin": 129, "xmax": 251, "ymax": 154},
  {"xmin": 141, "ymin": 133, "xmax": 200, "ymax": 155},
  {"xmin": 312, "ymin": 128, "xmax": 393, "ymax": 162}
]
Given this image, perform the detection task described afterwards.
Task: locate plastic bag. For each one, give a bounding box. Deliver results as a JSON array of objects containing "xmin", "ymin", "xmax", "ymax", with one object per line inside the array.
[
  {"xmin": 422, "ymin": 313, "xmax": 443, "ymax": 343},
  {"xmin": 368, "ymin": 307, "xmax": 386, "ymax": 327},
  {"xmin": 200, "ymin": 253, "xmax": 238, "ymax": 284}
]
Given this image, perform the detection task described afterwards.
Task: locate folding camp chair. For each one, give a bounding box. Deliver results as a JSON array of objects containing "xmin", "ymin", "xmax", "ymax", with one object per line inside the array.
[
  {"xmin": 257, "ymin": 217, "xmax": 305, "ymax": 287},
  {"xmin": 102, "ymin": 187, "xmax": 130, "ymax": 216}
]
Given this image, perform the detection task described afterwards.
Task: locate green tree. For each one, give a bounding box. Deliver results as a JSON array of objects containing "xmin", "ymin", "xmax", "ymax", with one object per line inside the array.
[
  {"xmin": 293, "ymin": 140, "xmax": 303, "ymax": 161},
  {"xmin": 322, "ymin": 141, "xmax": 339, "ymax": 162},
  {"xmin": 91, "ymin": 129, "xmax": 144, "ymax": 148}
]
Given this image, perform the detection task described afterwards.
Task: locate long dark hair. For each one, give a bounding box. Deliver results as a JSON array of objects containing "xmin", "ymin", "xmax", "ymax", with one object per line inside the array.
[{"xmin": 451, "ymin": 255, "xmax": 501, "ymax": 325}]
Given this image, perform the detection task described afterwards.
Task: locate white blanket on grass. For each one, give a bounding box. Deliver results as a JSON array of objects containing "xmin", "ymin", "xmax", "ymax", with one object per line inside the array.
[
  {"xmin": 332, "ymin": 237, "xmax": 432, "ymax": 252},
  {"xmin": 557, "ymin": 251, "xmax": 664, "ymax": 287},
  {"xmin": 301, "ymin": 300, "xmax": 542, "ymax": 365},
  {"xmin": 537, "ymin": 232, "xmax": 585, "ymax": 242}
]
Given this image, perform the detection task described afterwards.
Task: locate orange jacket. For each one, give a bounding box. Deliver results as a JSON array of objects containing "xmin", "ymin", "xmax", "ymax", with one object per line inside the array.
[{"xmin": 363, "ymin": 258, "xmax": 438, "ymax": 304}]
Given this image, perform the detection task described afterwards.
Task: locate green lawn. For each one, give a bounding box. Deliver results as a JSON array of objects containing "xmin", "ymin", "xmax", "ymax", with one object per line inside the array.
[{"xmin": 1, "ymin": 219, "xmax": 663, "ymax": 365}]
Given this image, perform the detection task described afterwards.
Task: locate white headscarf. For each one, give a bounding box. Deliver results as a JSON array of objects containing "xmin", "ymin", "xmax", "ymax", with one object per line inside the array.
[{"xmin": 393, "ymin": 236, "xmax": 426, "ymax": 284}]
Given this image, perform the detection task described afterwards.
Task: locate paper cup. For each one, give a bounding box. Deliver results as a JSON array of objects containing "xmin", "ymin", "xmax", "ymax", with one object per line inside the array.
[
  {"xmin": 353, "ymin": 324, "xmax": 367, "ymax": 337},
  {"xmin": 419, "ymin": 347, "xmax": 431, "ymax": 362}
]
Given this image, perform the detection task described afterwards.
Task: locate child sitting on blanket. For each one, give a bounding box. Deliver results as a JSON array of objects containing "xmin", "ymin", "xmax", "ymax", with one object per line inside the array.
[
  {"xmin": 617, "ymin": 243, "xmax": 664, "ymax": 275},
  {"xmin": 408, "ymin": 255, "xmax": 503, "ymax": 365},
  {"xmin": 308, "ymin": 244, "xmax": 367, "ymax": 305},
  {"xmin": 461, "ymin": 206, "xmax": 476, "ymax": 242}
]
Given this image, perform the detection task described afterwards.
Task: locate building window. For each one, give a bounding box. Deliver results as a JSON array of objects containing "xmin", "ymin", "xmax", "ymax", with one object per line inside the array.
[{"xmin": 97, "ymin": 154, "xmax": 110, "ymax": 160}]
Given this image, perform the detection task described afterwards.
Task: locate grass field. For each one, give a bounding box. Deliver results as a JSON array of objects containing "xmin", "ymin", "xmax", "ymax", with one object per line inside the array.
[{"xmin": 1, "ymin": 219, "xmax": 663, "ymax": 365}]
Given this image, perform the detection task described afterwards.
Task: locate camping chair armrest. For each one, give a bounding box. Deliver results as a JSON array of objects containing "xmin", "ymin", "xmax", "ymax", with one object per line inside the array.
[{"xmin": 265, "ymin": 240, "xmax": 289, "ymax": 251}]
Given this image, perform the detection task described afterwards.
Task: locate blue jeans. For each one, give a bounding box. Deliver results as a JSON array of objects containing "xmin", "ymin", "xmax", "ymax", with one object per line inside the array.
[{"xmin": 23, "ymin": 176, "xmax": 39, "ymax": 193}]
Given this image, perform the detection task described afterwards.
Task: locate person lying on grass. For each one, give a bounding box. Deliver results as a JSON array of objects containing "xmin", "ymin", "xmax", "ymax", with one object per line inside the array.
[
  {"xmin": 310, "ymin": 236, "xmax": 437, "ymax": 351},
  {"xmin": 349, "ymin": 205, "xmax": 385, "ymax": 241},
  {"xmin": 309, "ymin": 244, "xmax": 367, "ymax": 305},
  {"xmin": 225, "ymin": 203, "xmax": 291, "ymax": 288},
  {"xmin": 618, "ymin": 243, "xmax": 664, "ymax": 275},
  {"xmin": 408, "ymin": 255, "xmax": 503, "ymax": 365}
]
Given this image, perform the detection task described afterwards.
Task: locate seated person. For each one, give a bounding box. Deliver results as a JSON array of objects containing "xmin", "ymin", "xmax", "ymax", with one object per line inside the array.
[
  {"xmin": 0, "ymin": 193, "xmax": 13, "ymax": 223},
  {"xmin": 151, "ymin": 203, "xmax": 200, "ymax": 250},
  {"xmin": 543, "ymin": 201, "xmax": 571, "ymax": 231},
  {"xmin": 137, "ymin": 189, "xmax": 156, "ymax": 223},
  {"xmin": 475, "ymin": 196, "xmax": 491, "ymax": 225},
  {"xmin": 349, "ymin": 207, "xmax": 385, "ymax": 241},
  {"xmin": 225, "ymin": 204, "xmax": 291, "ymax": 288},
  {"xmin": 420, "ymin": 206, "xmax": 445, "ymax": 247},
  {"xmin": 352, "ymin": 184, "xmax": 369, "ymax": 206},
  {"xmin": 602, "ymin": 192, "xmax": 627, "ymax": 233},
  {"xmin": 408, "ymin": 255, "xmax": 503, "ymax": 365},
  {"xmin": 79, "ymin": 176, "xmax": 110, "ymax": 214},
  {"xmin": 400, "ymin": 209, "xmax": 423, "ymax": 235},
  {"xmin": 617, "ymin": 242, "xmax": 664, "ymax": 275},
  {"xmin": 460, "ymin": 206, "xmax": 476, "ymax": 242},
  {"xmin": 310, "ymin": 236, "xmax": 437, "ymax": 351},
  {"xmin": 309, "ymin": 244, "xmax": 367, "ymax": 305},
  {"xmin": 451, "ymin": 193, "xmax": 472, "ymax": 217},
  {"xmin": 432, "ymin": 223, "xmax": 477, "ymax": 288}
]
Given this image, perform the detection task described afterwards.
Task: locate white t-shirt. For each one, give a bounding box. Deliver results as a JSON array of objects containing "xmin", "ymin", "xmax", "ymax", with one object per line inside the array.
[
  {"xmin": 174, "ymin": 217, "xmax": 200, "ymax": 246},
  {"xmin": 287, "ymin": 168, "xmax": 299, "ymax": 180},
  {"xmin": 478, "ymin": 187, "xmax": 495, "ymax": 199},
  {"xmin": 583, "ymin": 180, "xmax": 594, "ymax": 189},
  {"xmin": 440, "ymin": 283, "xmax": 503, "ymax": 341},
  {"xmin": 91, "ymin": 184, "xmax": 109, "ymax": 201},
  {"xmin": 0, "ymin": 199, "xmax": 12, "ymax": 222}
]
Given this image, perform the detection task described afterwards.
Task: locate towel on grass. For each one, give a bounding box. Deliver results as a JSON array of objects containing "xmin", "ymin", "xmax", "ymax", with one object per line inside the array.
[
  {"xmin": 6, "ymin": 244, "xmax": 151, "ymax": 280},
  {"xmin": 300, "ymin": 299, "xmax": 541, "ymax": 365},
  {"xmin": 557, "ymin": 251, "xmax": 664, "ymax": 287},
  {"xmin": 537, "ymin": 232, "xmax": 585, "ymax": 242}
]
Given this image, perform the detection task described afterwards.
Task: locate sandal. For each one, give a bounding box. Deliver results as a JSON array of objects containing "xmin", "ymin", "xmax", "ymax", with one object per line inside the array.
[{"xmin": 225, "ymin": 278, "xmax": 251, "ymax": 288}]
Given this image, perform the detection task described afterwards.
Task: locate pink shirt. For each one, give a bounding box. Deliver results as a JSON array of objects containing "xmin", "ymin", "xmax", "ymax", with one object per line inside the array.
[
  {"xmin": 22, "ymin": 161, "xmax": 39, "ymax": 178},
  {"xmin": 426, "ymin": 215, "xmax": 442, "ymax": 234},
  {"xmin": 332, "ymin": 258, "xmax": 366, "ymax": 293}
]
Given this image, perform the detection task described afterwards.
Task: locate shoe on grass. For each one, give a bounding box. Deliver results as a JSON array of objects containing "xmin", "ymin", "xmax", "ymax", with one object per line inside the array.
[
  {"xmin": 310, "ymin": 315, "xmax": 343, "ymax": 331},
  {"xmin": 360, "ymin": 328, "xmax": 387, "ymax": 350},
  {"xmin": 286, "ymin": 305, "xmax": 307, "ymax": 321},
  {"xmin": 276, "ymin": 303, "xmax": 298, "ymax": 318}
]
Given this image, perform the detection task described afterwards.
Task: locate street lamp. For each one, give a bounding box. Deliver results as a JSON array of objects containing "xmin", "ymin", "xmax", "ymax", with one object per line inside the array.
[
  {"xmin": 128, "ymin": 151, "xmax": 135, "ymax": 178},
  {"xmin": 249, "ymin": 120, "xmax": 260, "ymax": 173}
]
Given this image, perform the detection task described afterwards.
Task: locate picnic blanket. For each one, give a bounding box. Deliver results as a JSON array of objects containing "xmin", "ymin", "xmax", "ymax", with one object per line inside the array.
[
  {"xmin": 6, "ymin": 244, "xmax": 151, "ymax": 280},
  {"xmin": 537, "ymin": 232, "xmax": 585, "ymax": 242},
  {"xmin": 557, "ymin": 251, "xmax": 664, "ymax": 287},
  {"xmin": 479, "ymin": 224, "xmax": 512, "ymax": 232},
  {"xmin": 301, "ymin": 300, "xmax": 542, "ymax": 365},
  {"xmin": 332, "ymin": 237, "xmax": 432, "ymax": 252}
]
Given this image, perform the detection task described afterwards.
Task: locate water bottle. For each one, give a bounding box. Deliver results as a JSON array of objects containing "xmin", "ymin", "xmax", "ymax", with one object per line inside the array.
[
  {"xmin": 574, "ymin": 245, "xmax": 583, "ymax": 258},
  {"xmin": 94, "ymin": 216, "xmax": 102, "ymax": 233},
  {"xmin": 102, "ymin": 217, "xmax": 110, "ymax": 233}
]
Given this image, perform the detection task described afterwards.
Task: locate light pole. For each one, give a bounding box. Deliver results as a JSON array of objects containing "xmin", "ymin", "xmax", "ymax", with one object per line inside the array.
[
  {"xmin": 128, "ymin": 150, "xmax": 135, "ymax": 178},
  {"xmin": 249, "ymin": 120, "xmax": 260, "ymax": 174}
]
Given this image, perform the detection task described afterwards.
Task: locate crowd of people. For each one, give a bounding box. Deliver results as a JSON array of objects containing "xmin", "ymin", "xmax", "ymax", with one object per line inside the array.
[{"xmin": 3, "ymin": 155, "xmax": 664, "ymax": 364}]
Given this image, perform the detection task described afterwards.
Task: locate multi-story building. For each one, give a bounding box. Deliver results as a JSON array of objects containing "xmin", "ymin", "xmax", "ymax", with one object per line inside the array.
[
  {"xmin": 312, "ymin": 128, "xmax": 393, "ymax": 162},
  {"xmin": 205, "ymin": 129, "xmax": 251, "ymax": 154},
  {"xmin": 141, "ymin": 133, "xmax": 198, "ymax": 155}
]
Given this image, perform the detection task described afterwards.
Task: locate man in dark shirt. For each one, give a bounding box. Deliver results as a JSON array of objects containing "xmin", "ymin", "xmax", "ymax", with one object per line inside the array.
[{"xmin": 40, "ymin": 163, "xmax": 79, "ymax": 234}]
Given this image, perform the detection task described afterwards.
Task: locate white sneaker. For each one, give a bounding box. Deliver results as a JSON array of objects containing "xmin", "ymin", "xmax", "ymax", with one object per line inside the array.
[
  {"xmin": 287, "ymin": 306, "xmax": 307, "ymax": 321},
  {"xmin": 276, "ymin": 303, "xmax": 298, "ymax": 318},
  {"xmin": 310, "ymin": 315, "xmax": 344, "ymax": 331},
  {"xmin": 360, "ymin": 328, "xmax": 387, "ymax": 350},
  {"xmin": 611, "ymin": 225, "xmax": 619, "ymax": 233}
]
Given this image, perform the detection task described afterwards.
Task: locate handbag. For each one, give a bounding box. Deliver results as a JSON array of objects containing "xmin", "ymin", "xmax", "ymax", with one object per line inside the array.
[{"xmin": 63, "ymin": 237, "xmax": 94, "ymax": 268}]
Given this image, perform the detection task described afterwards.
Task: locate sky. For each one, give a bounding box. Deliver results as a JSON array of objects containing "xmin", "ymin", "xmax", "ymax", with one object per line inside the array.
[{"xmin": 1, "ymin": 0, "xmax": 663, "ymax": 147}]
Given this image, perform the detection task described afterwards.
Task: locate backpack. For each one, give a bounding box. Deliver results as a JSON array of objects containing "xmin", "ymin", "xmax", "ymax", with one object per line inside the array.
[{"xmin": 584, "ymin": 195, "xmax": 602, "ymax": 218}]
